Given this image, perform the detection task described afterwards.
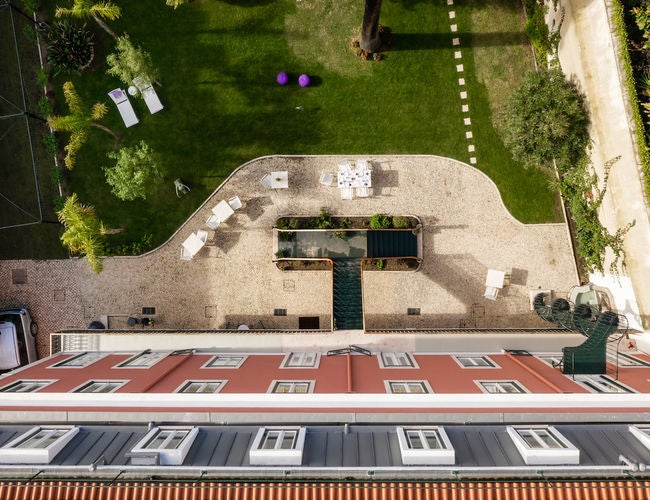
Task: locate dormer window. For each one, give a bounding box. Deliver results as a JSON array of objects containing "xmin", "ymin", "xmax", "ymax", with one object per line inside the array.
[
  {"xmin": 129, "ymin": 426, "xmax": 198, "ymax": 465},
  {"xmin": 249, "ymin": 427, "xmax": 306, "ymax": 465},
  {"xmin": 0, "ymin": 426, "xmax": 79, "ymax": 464},
  {"xmin": 507, "ymin": 426, "xmax": 579, "ymax": 465},
  {"xmin": 396, "ymin": 426, "xmax": 455, "ymax": 465}
]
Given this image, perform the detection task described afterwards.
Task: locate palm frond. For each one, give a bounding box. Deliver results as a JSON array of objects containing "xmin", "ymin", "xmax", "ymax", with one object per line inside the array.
[
  {"xmin": 90, "ymin": 2, "xmax": 121, "ymax": 21},
  {"xmin": 90, "ymin": 102, "xmax": 108, "ymax": 120},
  {"xmin": 63, "ymin": 81, "xmax": 84, "ymax": 115}
]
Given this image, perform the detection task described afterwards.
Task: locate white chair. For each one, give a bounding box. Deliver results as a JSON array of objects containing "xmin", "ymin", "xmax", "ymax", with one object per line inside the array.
[
  {"xmin": 356, "ymin": 186, "xmax": 369, "ymax": 197},
  {"xmin": 107, "ymin": 88, "xmax": 139, "ymax": 127},
  {"xmin": 260, "ymin": 174, "xmax": 273, "ymax": 189},
  {"xmin": 206, "ymin": 214, "xmax": 221, "ymax": 230},
  {"xmin": 174, "ymin": 178, "xmax": 190, "ymax": 197},
  {"xmin": 196, "ymin": 230, "xmax": 209, "ymax": 243},
  {"xmin": 338, "ymin": 161, "xmax": 352, "ymax": 173},
  {"xmin": 133, "ymin": 76, "xmax": 163, "ymax": 114},
  {"xmin": 320, "ymin": 171, "xmax": 334, "ymax": 186},
  {"xmin": 228, "ymin": 196, "xmax": 242, "ymax": 210},
  {"xmin": 484, "ymin": 286, "xmax": 499, "ymax": 300},
  {"xmin": 340, "ymin": 187, "xmax": 353, "ymax": 200},
  {"xmin": 357, "ymin": 159, "xmax": 368, "ymax": 171}
]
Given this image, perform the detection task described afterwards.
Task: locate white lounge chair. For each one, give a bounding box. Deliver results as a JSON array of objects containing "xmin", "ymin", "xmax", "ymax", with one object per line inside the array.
[
  {"xmin": 320, "ymin": 171, "xmax": 334, "ymax": 186},
  {"xmin": 484, "ymin": 286, "xmax": 499, "ymax": 300},
  {"xmin": 228, "ymin": 196, "xmax": 242, "ymax": 210},
  {"xmin": 108, "ymin": 88, "xmax": 139, "ymax": 127},
  {"xmin": 133, "ymin": 76, "xmax": 163, "ymax": 114},
  {"xmin": 357, "ymin": 159, "xmax": 368, "ymax": 171},
  {"xmin": 338, "ymin": 161, "xmax": 352, "ymax": 173},
  {"xmin": 356, "ymin": 186, "xmax": 369, "ymax": 197},
  {"xmin": 340, "ymin": 187, "xmax": 353, "ymax": 200},
  {"xmin": 174, "ymin": 178, "xmax": 190, "ymax": 197},
  {"xmin": 196, "ymin": 230, "xmax": 209, "ymax": 243},
  {"xmin": 260, "ymin": 174, "xmax": 273, "ymax": 189}
]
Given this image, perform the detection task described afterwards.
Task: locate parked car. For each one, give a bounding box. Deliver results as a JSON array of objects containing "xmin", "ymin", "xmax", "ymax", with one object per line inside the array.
[{"xmin": 0, "ymin": 308, "xmax": 38, "ymax": 372}]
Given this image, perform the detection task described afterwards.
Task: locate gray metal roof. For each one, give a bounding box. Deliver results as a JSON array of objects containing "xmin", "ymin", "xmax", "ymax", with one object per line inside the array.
[{"xmin": 0, "ymin": 423, "xmax": 648, "ymax": 480}]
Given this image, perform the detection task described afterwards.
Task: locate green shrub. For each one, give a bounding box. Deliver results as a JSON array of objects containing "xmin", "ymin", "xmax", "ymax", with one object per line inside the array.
[
  {"xmin": 375, "ymin": 259, "xmax": 385, "ymax": 270},
  {"xmin": 313, "ymin": 208, "xmax": 333, "ymax": 229},
  {"xmin": 50, "ymin": 165, "xmax": 64, "ymax": 186},
  {"xmin": 36, "ymin": 67, "xmax": 49, "ymax": 87},
  {"xmin": 339, "ymin": 217, "xmax": 352, "ymax": 229},
  {"xmin": 43, "ymin": 133, "xmax": 58, "ymax": 156},
  {"xmin": 275, "ymin": 218, "xmax": 288, "ymax": 229},
  {"xmin": 275, "ymin": 249, "xmax": 290, "ymax": 258},
  {"xmin": 42, "ymin": 21, "xmax": 95, "ymax": 76},
  {"xmin": 38, "ymin": 96, "xmax": 53, "ymax": 117},
  {"xmin": 288, "ymin": 218, "xmax": 300, "ymax": 230},
  {"xmin": 53, "ymin": 195, "xmax": 66, "ymax": 212},
  {"xmin": 22, "ymin": 0, "xmax": 41, "ymax": 14},
  {"xmin": 392, "ymin": 215, "xmax": 411, "ymax": 228},
  {"xmin": 277, "ymin": 231, "xmax": 295, "ymax": 242},
  {"xmin": 369, "ymin": 213, "xmax": 392, "ymax": 229},
  {"xmin": 332, "ymin": 230, "xmax": 347, "ymax": 239},
  {"xmin": 524, "ymin": 3, "xmax": 550, "ymax": 64}
]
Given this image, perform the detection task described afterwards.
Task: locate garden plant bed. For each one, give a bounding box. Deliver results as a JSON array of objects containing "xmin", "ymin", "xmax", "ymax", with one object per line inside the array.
[{"xmin": 275, "ymin": 214, "xmax": 420, "ymax": 231}]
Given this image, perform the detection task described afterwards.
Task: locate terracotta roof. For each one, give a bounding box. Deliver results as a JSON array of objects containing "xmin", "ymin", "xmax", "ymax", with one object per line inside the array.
[{"xmin": 1, "ymin": 480, "xmax": 650, "ymax": 500}]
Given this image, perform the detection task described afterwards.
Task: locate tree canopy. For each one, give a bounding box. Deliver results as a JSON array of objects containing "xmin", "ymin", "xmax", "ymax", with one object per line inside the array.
[
  {"xmin": 55, "ymin": 0, "xmax": 121, "ymax": 38},
  {"xmin": 106, "ymin": 34, "xmax": 160, "ymax": 87},
  {"xmin": 501, "ymin": 68, "xmax": 590, "ymax": 172},
  {"xmin": 57, "ymin": 193, "xmax": 107, "ymax": 274},
  {"xmin": 104, "ymin": 141, "xmax": 162, "ymax": 201}
]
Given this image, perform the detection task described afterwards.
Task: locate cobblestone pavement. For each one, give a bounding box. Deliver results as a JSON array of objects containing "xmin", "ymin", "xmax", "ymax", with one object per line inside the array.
[{"xmin": 0, "ymin": 156, "xmax": 579, "ymax": 357}]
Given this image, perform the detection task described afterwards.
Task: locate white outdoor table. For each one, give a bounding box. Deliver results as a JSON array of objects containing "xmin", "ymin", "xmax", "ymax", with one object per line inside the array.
[
  {"xmin": 337, "ymin": 168, "xmax": 371, "ymax": 188},
  {"xmin": 269, "ymin": 171, "xmax": 289, "ymax": 189},
  {"xmin": 211, "ymin": 200, "xmax": 235, "ymax": 223},
  {"xmin": 485, "ymin": 269, "xmax": 506, "ymax": 289},
  {"xmin": 182, "ymin": 233, "xmax": 205, "ymax": 258}
]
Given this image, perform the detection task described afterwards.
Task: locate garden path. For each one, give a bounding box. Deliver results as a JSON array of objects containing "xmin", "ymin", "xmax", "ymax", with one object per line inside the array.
[{"xmin": 557, "ymin": 0, "xmax": 650, "ymax": 330}]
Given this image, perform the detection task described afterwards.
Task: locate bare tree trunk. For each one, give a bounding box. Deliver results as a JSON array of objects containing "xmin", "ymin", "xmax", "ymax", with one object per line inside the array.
[
  {"xmin": 91, "ymin": 122, "xmax": 122, "ymax": 141},
  {"xmin": 92, "ymin": 14, "xmax": 118, "ymax": 39},
  {"xmin": 360, "ymin": 0, "xmax": 382, "ymax": 53}
]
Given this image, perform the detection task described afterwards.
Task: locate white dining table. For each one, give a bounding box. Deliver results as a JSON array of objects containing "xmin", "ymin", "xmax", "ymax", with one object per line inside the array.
[
  {"xmin": 211, "ymin": 200, "xmax": 235, "ymax": 223},
  {"xmin": 269, "ymin": 171, "xmax": 289, "ymax": 189},
  {"xmin": 485, "ymin": 269, "xmax": 506, "ymax": 289},
  {"xmin": 182, "ymin": 233, "xmax": 205, "ymax": 258},
  {"xmin": 337, "ymin": 168, "xmax": 371, "ymax": 189}
]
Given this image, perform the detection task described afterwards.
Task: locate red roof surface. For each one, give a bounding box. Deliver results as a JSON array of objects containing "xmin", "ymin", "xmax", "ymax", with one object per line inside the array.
[{"xmin": 1, "ymin": 480, "xmax": 649, "ymax": 500}]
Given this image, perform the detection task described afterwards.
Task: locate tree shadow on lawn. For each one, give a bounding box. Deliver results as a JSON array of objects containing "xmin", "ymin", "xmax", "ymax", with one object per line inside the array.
[{"xmin": 391, "ymin": 31, "xmax": 526, "ymax": 51}]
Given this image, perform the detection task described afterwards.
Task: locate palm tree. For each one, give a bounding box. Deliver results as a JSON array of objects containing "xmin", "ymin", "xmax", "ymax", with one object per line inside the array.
[
  {"xmin": 57, "ymin": 193, "xmax": 107, "ymax": 274},
  {"xmin": 47, "ymin": 81, "xmax": 120, "ymax": 169},
  {"xmin": 55, "ymin": 0, "xmax": 121, "ymax": 39},
  {"xmin": 360, "ymin": 0, "xmax": 383, "ymax": 53}
]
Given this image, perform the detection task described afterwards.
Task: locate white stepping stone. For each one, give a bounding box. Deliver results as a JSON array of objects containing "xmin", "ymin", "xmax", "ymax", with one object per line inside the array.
[
  {"xmin": 468, "ymin": 145, "xmax": 475, "ymax": 152},
  {"xmin": 456, "ymin": 64, "xmax": 464, "ymax": 72},
  {"xmin": 462, "ymin": 104, "xmax": 469, "ymax": 112},
  {"xmin": 466, "ymin": 131, "xmax": 473, "ymax": 139},
  {"xmin": 451, "ymin": 24, "xmax": 458, "ymax": 32},
  {"xmin": 460, "ymin": 91, "xmax": 468, "ymax": 99},
  {"xmin": 454, "ymin": 50, "xmax": 462, "ymax": 59},
  {"xmin": 464, "ymin": 117, "xmax": 471, "ymax": 125},
  {"xmin": 458, "ymin": 77, "xmax": 465, "ymax": 85},
  {"xmin": 447, "ymin": 0, "xmax": 454, "ymax": 5},
  {"xmin": 449, "ymin": 12, "xmax": 456, "ymax": 19},
  {"xmin": 452, "ymin": 37, "xmax": 460, "ymax": 46},
  {"xmin": 470, "ymin": 157, "xmax": 477, "ymax": 164}
]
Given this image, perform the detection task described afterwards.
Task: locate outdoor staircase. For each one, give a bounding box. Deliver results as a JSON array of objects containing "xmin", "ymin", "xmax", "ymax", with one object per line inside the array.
[
  {"xmin": 332, "ymin": 258, "xmax": 363, "ymax": 330},
  {"xmin": 533, "ymin": 292, "xmax": 622, "ymax": 374},
  {"xmin": 367, "ymin": 230, "xmax": 417, "ymax": 258}
]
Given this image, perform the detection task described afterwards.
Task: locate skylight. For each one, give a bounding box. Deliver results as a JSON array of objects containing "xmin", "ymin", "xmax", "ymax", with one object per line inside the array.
[
  {"xmin": 507, "ymin": 426, "xmax": 579, "ymax": 465},
  {"xmin": 249, "ymin": 427, "xmax": 306, "ymax": 465},
  {"xmin": 0, "ymin": 426, "xmax": 79, "ymax": 464},
  {"xmin": 396, "ymin": 426, "xmax": 455, "ymax": 465}
]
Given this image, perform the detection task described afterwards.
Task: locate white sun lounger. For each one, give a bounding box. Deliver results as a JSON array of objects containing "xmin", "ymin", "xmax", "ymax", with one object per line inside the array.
[
  {"xmin": 108, "ymin": 88, "xmax": 139, "ymax": 127},
  {"xmin": 133, "ymin": 76, "xmax": 163, "ymax": 114}
]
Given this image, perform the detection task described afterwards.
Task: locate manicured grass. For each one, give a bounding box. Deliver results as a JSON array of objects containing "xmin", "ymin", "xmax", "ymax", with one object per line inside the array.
[{"xmin": 50, "ymin": 0, "xmax": 560, "ymax": 253}]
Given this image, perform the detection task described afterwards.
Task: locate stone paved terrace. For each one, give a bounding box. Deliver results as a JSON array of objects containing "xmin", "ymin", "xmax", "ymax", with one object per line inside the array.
[{"xmin": 0, "ymin": 156, "xmax": 579, "ymax": 356}]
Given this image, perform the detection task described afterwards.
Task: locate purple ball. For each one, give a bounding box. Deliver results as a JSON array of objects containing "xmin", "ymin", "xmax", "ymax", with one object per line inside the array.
[
  {"xmin": 276, "ymin": 72, "xmax": 289, "ymax": 85},
  {"xmin": 298, "ymin": 74, "xmax": 311, "ymax": 87}
]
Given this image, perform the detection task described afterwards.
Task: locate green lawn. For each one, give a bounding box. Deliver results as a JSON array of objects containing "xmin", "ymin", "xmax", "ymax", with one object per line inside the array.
[{"xmin": 49, "ymin": 0, "xmax": 561, "ymax": 253}]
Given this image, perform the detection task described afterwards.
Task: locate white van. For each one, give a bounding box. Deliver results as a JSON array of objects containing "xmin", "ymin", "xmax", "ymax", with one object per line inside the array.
[{"xmin": 0, "ymin": 308, "xmax": 38, "ymax": 372}]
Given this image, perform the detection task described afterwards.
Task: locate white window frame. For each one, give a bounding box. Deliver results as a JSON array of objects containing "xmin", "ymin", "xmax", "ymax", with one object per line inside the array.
[
  {"xmin": 396, "ymin": 426, "xmax": 455, "ymax": 465},
  {"xmin": 0, "ymin": 380, "xmax": 56, "ymax": 393},
  {"xmin": 629, "ymin": 425, "xmax": 650, "ymax": 449},
  {"xmin": 385, "ymin": 380, "xmax": 433, "ymax": 394},
  {"xmin": 269, "ymin": 380, "xmax": 314, "ymax": 393},
  {"xmin": 249, "ymin": 427, "xmax": 306, "ymax": 465},
  {"xmin": 0, "ymin": 426, "xmax": 79, "ymax": 464},
  {"xmin": 507, "ymin": 426, "xmax": 579, "ymax": 465},
  {"xmin": 175, "ymin": 380, "xmax": 226, "ymax": 393},
  {"xmin": 281, "ymin": 352, "xmax": 320, "ymax": 368},
  {"xmin": 537, "ymin": 354, "xmax": 563, "ymax": 367},
  {"xmin": 203, "ymin": 355, "xmax": 247, "ymax": 369},
  {"xmin": 50, "ymin": 352, "xmax": 106, "ymax": 368},
  {"xmin": 454, "ymin": 355, "xmax": 498, "ymax": 368},
  {"xmin": 71, "ymin": 380, "xmax": 127, "ymax": 393},
  {"xmin": 378, "ymin": 352, "xmax": 419, "ymax": 368},
  {"xmin": 477, "ymin": 380, "xmax": 528, "ymax": 394},
  {"xmin": 130, "ymin": 426, "xmax": 198, "ymax": 465},
  {"xmin": 115, "ymin": 351, "xmax": 167, "ymax": 368},
  {"xmin": 573, "ymin": 375, "xmax": 636, "ymax": 393}
]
